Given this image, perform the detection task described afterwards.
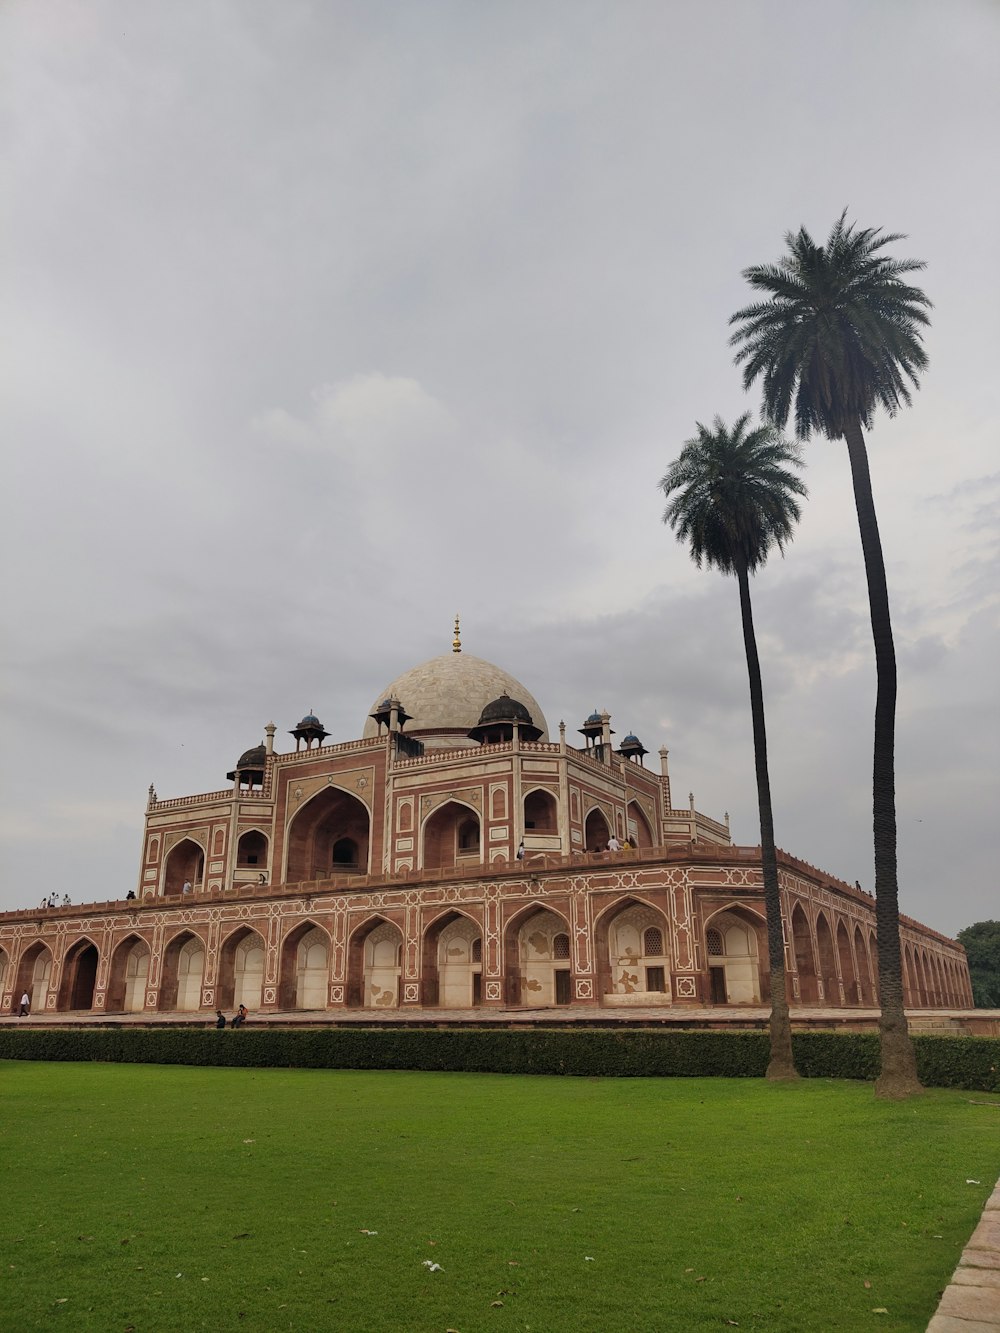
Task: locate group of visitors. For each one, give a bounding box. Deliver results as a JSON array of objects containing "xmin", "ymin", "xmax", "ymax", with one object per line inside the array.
[
  {"xmin": 39, "ymin": 893, "xmax": 70, "ymax": 908},
  {"xmin": 215, "ymin": 1005, "xmax": 248, "ymax": 1029}
]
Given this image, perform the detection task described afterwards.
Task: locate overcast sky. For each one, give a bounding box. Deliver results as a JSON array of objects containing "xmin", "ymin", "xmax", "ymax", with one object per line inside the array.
[{"xmin": 2, "ymin": 1, "xmax": 997, "ymax": 937}]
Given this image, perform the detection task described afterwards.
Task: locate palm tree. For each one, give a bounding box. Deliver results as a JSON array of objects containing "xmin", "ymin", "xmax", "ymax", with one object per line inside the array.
[
  {"xmin": 661, "ymin": 414, "xmax": 805, "ymax": 1080},
  {"xmin": 729, "ymin": 213, "xmax": 931, "ymax": 1098}
]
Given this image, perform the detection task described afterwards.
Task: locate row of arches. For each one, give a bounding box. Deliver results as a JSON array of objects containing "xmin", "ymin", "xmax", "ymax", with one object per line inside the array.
[
  {"xmin": 157, "ymin": 789, "xmax": 658, "ymax": 895},
  {"xmin": 2, "ymin": 901, "xmax": 970, "ymax": 1015},
  {"xmin": 903, "ymin": 938, "xmax": 969, "ymax": 1008}
]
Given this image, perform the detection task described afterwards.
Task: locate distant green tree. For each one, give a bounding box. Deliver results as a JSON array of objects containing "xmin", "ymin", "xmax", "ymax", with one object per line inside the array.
[
  {"xmin": 660, "ymin": 413, "xmax": 806, "ymax": 1080},
  {"xmin": 730, "ymin": 214, "xmax": 931, "ymax": 1099},
  {"xmin": 956, "ymin": 921, "xmax": 1000, "ymax": 1008}
]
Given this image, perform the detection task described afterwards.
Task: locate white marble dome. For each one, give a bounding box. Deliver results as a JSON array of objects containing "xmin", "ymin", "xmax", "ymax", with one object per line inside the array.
[{"xmin": 363, "ymin": 653, "xmax": 549, "ymax": 748}]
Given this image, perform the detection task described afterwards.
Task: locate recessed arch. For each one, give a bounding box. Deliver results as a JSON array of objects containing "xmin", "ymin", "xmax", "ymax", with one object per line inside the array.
[
  {"xmin": 236, "ymin": 828, "xmax": 269, "ymax": 869},
  {"xmin": 0, "ymin": 947, "xmax": 8, "ymax": 1001},
  {"xmin": 583, "ymin": 807, "xmax": 611, "ymax": 853},
  {"xmin": 277, "ymin": 919, "xmax": 330, "ymax": 1010},
  {"xmin": 504, "ymin": 905, "xmax": 572, "ymax": 1007},
  {"xmin": 422, "ymin": 799, "xmax": 481, "ymax": 871},
  {"xmin": 106, "ymin": 934, "xmax": 150, "ymax": 1013},
  {"xmin": 790, "ymin": 903, "xmax": 818, "ymax": 1005},
  {"xmin": 160, "ymin": 930, "xmax": 207, "ymax": 1012},
  {"xmin": 853, "ymin": 924, "xmax": 873, "ymax": 1006},
  {"xmin": 703, "ymin": 907, "xmax": 763, "ymax": 1005},
  {"xmin": 13, "ymin": 942, "xmax": 52, "ymax": 1013},
  {"xmin": 626, "ymin": 801, "xmax": 654, "ymax": 849},
  {"xmin": 600, "ymin": 899, "xmax": 670, "ymax": 1001},
  {"xmin": 815, "ymin": 912, "xmax": 838, "ymax": 1004},
  {"xmin": 423, "ymin": 910, "xmax": 483, "ymax": 1008},
  {"xmin": 218, "ymin": 926, "xmax": 266, "ymax": 1012},
  {"xmin": 58, "ymin": 936, "xmax": 100, "ymax": 1011},
  {"xmin": 345, "ymin": 917, "xmax": 403, "ymax": 1009},
  {"xmin": 523, "ymin": 787, "xmax": 558, "ymax": 835},
  {"xmin": 285, "ymin": 786, "xmax": 371, "ymax": 883},
  {"xmin": 163, "ymin": 837, "xmax": 205, "ymax": 897},
  {"xmin": 836, "ymin": 919, "xmax": 857, "ymax": 1005}
]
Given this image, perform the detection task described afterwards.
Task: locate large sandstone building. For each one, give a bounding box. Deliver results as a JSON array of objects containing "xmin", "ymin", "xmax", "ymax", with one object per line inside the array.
[{"xmin": 0, "ymin": 629, "xmax": 971, "ymax": 1018}]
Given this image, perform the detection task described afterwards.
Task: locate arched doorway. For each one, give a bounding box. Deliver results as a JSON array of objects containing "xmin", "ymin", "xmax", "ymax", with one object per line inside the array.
[
  {"xmin": 278, "ymin": 923, "xmax": 329, "ymax": 1010},
  {"xmin": 285, "ymin": 788, "xmax": 371, "ymax": 882},
  {"xmin": 236, "ymin": 830, "xmax": 269, "ymax": 871},
  {"xmin": 584, "ymin": 808, "xmax": 611, "ymax": 853},
  {"xmin": 218, "ymin": 929, "xmax": 265, "ymax": 1012},
  {"xmin": 30, "ymin": 948, "xmax": 52, "ymax": 1012},
  {"xmin": 431, "ymin": 914, "xmax": 483, "ymax": 1009},
  {"xmin": 626, "ymin": 801, "xmax": 654, "ymax": 849},
  {"xmin": 705, "ymin": 912, "xmax": 762, "ymax": 1004},
  {"xmin": 60, "ymin": 939, "xmax": 99, "ymax": 1011},
  {"xmin": 835, "ymin": 922, "xmax": 856, "ymax": 1004},
  {"xmin": 160, "ymin": 932, "xmax": 206, "ymax": 1012},
  {"xmin": 523, "ymin": 789, "xmax": 558, "ymax": 834},
  {"xmin": 124, "ymin": 947, "xmax": 150, "ymax": 1013},
  {"xmin": 106, "ymin": 936, "xmax": 149, "ymax": 1013},
  {"xmin": 510, "ymin": 909, "xmax": 572, "ymax": 1006},
  {"xmin": 603, "ymin": 903, "xmax": 670, "ymax": 1002},
  {"xmin": 815, "ymin": 913, "xmax": 838, "ymax": 1003},
  {"xmin": 358, "ymin": 921, "xmax": 402, "ymax": 1008},
  {"xmin": 163, "ymin": 838, "xmax": 205, "ymax": 896},
  {"xmin": 854, "ymin": 924, "xmax": 872, "ymax": 1005},
  {"xmin": 790, "ymin": 904, "xmax": 818, "ymax": 1004},
  {"xmin": 14, "ymin": 943, "xmax": 51, "ymax": 1013},
  {"xmin": 0, "ymin": 948, "xmax": 9, "ymax": 1001},
  {"xmin": 422, "ymin": 801, "xmax": 481, "ymax": 871}
]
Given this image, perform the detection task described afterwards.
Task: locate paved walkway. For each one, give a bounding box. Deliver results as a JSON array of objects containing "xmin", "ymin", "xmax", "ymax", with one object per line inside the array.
[{"xmin": 928, "ymin": 1177, "xmax": 1000, "ymax": 1330}]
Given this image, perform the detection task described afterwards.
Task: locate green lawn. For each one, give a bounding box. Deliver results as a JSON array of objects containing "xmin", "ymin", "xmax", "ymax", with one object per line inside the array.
[{"xmin": 1, "ymin": 1064, "xmax": 997, "ymax": 1332}]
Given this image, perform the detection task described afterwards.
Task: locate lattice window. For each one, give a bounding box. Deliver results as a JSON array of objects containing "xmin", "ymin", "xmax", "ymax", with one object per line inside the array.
[
  {"xmin": 706, "ymin": 928, "xmax": 723, "ymax": 957},
  {"xmin": 553, "ymin": 933, "xmax": 570, "ymax": 960},
  {"xmin": 643, "ymin": 927, "xmax": 664, "ymax": 956},
  {"xmin": 472, "ymin": 938, "xmax": 482, "ymax": 963}
]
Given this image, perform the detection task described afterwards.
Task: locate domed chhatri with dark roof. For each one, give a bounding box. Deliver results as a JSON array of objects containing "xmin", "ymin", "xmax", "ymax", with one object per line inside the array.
[
  {"xmin": 2, "ymin": 620, "xmax": 971, "ymax": 1026},
  {"xmin": 226, "ymin": 743, "xmax": 266, "ymax": 785},
  {"xmin": 363, "ymin": 652, "xmax": 549, "ymax": 749},
  {"xmin": 468, "ymin": 692, "xmax": 543, "ymax": 745}
]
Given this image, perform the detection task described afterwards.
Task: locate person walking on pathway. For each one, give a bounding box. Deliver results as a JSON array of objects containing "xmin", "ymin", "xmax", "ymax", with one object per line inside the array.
[{"xmin": 19, "ymin": 992, "xmax": 30, "ymax": 1016}]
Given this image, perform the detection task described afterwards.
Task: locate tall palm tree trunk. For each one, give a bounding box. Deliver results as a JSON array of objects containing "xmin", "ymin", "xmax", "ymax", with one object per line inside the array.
[
  {"xmin": 843, "ymin": 419, "xmax": 922, "ymax": 1097},
  {"xmin": 736, "ymin": 558, "xmax": 797, "ymax": 1079}
]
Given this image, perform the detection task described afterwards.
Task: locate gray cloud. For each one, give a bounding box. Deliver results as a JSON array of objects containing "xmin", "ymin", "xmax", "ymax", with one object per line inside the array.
[{"xmin": 2, "ymin": 0, "xmax": 998, "ymax": 936}]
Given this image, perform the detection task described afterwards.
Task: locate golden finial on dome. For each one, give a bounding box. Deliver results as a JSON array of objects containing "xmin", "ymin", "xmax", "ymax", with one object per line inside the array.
[{"xmin": 452, "ymin": 614, "xmax": 462, "ymax": 653}]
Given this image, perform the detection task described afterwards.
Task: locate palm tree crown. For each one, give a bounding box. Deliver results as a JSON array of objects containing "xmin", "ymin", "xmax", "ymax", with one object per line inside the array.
[
  {"xmin": 661, "ymin": 413, "xmax": 806, "ymax": 576},
  {"xmin": 728, "ymin": 212, "xmax": 932, "ymax": 439}
]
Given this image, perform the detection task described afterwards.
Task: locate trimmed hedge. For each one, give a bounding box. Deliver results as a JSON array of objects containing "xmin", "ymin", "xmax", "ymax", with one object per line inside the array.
[{"xmin": 0, "ymin": 1026, "xmax": 996, "ymax": 1090}]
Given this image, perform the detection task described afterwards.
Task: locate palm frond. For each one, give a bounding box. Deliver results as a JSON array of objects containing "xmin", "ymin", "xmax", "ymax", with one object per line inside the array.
[
  {"xmin": 730, "ymin": 214, "xmax": 931, "ymax": 439},
  {"xmin": 660, "ymin": 416, "xmax": 806, "ymax": 578}
]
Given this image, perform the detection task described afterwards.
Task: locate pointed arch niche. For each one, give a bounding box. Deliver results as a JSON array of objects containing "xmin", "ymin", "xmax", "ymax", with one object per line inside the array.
[
  {"xmin": 163, "ymin": 838, "xmax": 205, "ymax": 897},
  {"xmin": 505, "ymin": 908, "xmax": 572, "ymax": 1007},
  {"xmin": 106, "ymin": 935, "xmax": 150, "ymax": 1013},
  {"xmin": 278, "ymin": 922, "xmax": 330, "ymax": 1010},
  {"xmin": 600, "ymin": 901, "xmax": 671, "ymax": 1005},
  {"xmin": 422, "ymin": 912, "xmax": 483, "ymax": 1008},
  {"xmin": 285, "ymin": 787, "xmax": 370, "ymax": 883},
  {"xmin": 59, "ymin": 938, "xmax": 99, "ymax": 1011},
  {"xmin": 704, "ymin": 909, "xmax": 763, "ymax": 1005},
  {"xmin": 584, "ymin": 808, "xmax": 611, "ymax": 853},
  {"xmin": 422, "ymin": 800, "xmax": 481, "ymax": 871},
  {"xmin": 15, "ymin": 943, "xmax": 52, "ymax": 1014},
  {"xmin": 160, "ymin": 931, "xmax": 207, "ymax": 1012}
]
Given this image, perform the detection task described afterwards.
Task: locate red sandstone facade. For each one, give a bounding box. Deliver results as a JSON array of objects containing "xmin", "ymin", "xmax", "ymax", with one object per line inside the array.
[{"xmin": 0, "ymin": 644, "xmax": 972, "ymax": 1018}]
